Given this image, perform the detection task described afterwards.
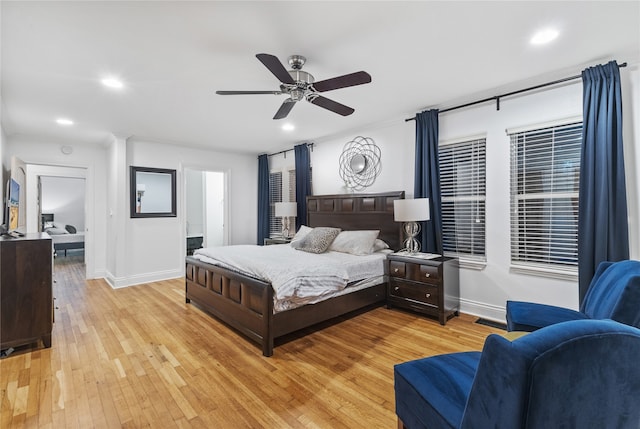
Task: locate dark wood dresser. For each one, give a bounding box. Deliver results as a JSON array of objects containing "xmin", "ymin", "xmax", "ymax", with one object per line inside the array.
[
  {"xmin": 1, "ymin": 233, "xmax": 53, "ymax": 351},
  {"xmin": 386, "ymin": 253, "xmax": 460, "ymax": 325}
]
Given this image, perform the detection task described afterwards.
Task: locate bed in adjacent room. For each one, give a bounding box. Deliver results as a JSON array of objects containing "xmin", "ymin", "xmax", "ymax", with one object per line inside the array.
[
  {"xmin": 41, "ymin": 213, "xmax": 85, "ymax": 256},
  {"xmin": 185, "ymin": 191, "xmax": 404, "ymax": 356}
]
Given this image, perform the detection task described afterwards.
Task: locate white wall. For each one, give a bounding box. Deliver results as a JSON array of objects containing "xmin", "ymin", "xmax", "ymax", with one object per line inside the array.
[
  {"xmin": 308, "ymin": 66, "xmax": 640, "ymax": 322},
  {"xmin": 41, "ymin": 176, "xmax": 85, "ymax": 230},
  {"xmin": 204, "ymin": 171, "xmax": 224, "ymax": 247},
  {"xmin": 185, "ymin": 168, "xmax": 204, "ymax": 236},
  {"xmin": 121, "ymin": 139, "xmax": 254, "ymax": 287}
]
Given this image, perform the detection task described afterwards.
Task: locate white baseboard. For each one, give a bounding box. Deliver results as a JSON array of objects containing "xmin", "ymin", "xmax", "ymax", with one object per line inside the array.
[
  {"xmin": 459, "ymin": 298, "xmax": 506, "ymax": 324},
  {"xmin": 103, "ymin": 269, "xmax": 182, "ymax": 289}
]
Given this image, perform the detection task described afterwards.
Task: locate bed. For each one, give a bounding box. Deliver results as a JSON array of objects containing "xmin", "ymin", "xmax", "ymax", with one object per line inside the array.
[
  {"xmin": 185, "ymin": 191, "xmax": 404, "ymax": 356},
  {"xmin": 41, "ymin": 213, "xmax": 85, "ymax": 256}
]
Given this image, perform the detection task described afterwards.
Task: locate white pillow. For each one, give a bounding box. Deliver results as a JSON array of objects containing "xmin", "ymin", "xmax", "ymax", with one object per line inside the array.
[
  {"xmin": 45, "ymin": 227, "xmax": 69, "ymax": 235},
  {"xmin": 373, "ymin": 239, "xmax": 390, "ymax": 252},
  {"xmin": 329, "ymin": 230, "xmax": 380, "ymax": 256},
  {"xmin": 290, "ymin": 225, "xmax": 313, "ymax": 246}
]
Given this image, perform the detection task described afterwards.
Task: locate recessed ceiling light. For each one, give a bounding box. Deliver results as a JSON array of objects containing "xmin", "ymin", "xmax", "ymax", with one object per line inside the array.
[
  {"xmin": 101, "ymin": 77, "xmax": 124, "ymax": 89},
  {"xmin": 56, "ymin": 118, "xmax": 74, "ymax": 126},
  {"xmin": 281, "ymin": 123, "xmax": 295, "ymax": 131},
  {"xmin": 530, "ymin": 28, "xmax": 559, "ymax": 45}
]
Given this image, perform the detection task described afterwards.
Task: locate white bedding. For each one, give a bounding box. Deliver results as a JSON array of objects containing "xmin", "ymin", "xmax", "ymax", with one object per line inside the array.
[
  {"xmin": 51, "ymin": 232, "xmax": 85, "ymax": 245},
  {"xmin": 192, "ymin": 244, "xmax": 387, "ymax": 312}
]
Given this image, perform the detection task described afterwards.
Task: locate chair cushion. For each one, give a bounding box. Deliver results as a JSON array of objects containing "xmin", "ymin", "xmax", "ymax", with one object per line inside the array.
[
  {"xmin": 394, "ymin": 352, "xmax": 481, "ymax": 429},
  {"xmin": 506, "ymin": 301, "xmax": 588, "ymax": 332},
  {"xmin": 581, "ymin": 260, "xmax": 640, "ymax": 327}
]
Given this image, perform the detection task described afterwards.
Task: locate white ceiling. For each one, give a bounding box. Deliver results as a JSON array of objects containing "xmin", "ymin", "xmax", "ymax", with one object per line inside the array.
[{"xmin": 2, "ymin": 1, "xmax": 639, "ymax": 155}]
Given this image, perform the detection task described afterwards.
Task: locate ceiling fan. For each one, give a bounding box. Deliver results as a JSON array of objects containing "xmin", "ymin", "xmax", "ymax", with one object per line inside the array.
[{"xmin": 216, "ymin": 53, "xmax": 372, "ymax": 120}]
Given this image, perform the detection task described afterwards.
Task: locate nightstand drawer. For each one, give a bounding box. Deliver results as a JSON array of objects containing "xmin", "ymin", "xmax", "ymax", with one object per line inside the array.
[
  {"xmin": 389, "ymin": 280, "xmax": 438, "ymax": 307},
  {"xmin": 386, "ymin": 253, "xmax": 459, "ymax": 325},
  {"xmin": 389, "ymin": 261, "xmax": 440, "ymax": 283},
  {"xmin": 389, "ymin": 261, "xmax": 406, "ymax": 278}
]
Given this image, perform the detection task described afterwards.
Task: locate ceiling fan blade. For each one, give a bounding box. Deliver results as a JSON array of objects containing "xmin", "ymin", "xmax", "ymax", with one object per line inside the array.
[
  {"xmin": 313, "ymin": 71, "xmax": 371, "ymax": 92},
  {"xmin": 308, "ymin": 95, "xmax": 354, "ymax": 116},
  {"xmin": 273, "ymin": 100, "xmax": 296, "ymax": 120},
  {"xmin": 256, "ymin": 53, "xmax": 295, "ymax": 85},
  {"xmin": 216, "ymin": 90, "xmax": 282, "ymax": 95}
]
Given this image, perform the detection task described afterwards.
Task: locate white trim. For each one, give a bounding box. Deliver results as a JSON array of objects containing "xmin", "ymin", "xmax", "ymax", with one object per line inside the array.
[
  {"xmin": 505, "ymin": 115, "xmax": 582, "ymax": 135},
  {"xmin": 440, "ymin": 133, "xmax": 487, "ymax": 146},
  {"xmin": 459, "ymin": 298, "xmax": 506, "ymax": 324},
  {"xmin": 509, "ymin": 263, "xmax": 578, "ymax": 282},
  {"xmin": 104, "ymin": 268, "xmax": 182, "ymax": 289},
  {"xmin": 457, "ymin": 258, "xmax": 487, "ymax": 270}
]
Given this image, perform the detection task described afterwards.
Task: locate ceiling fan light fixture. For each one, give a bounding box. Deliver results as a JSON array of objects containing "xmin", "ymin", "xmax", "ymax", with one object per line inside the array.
[{"xmin": 217, "ymin": 53, "xmax": 371, "ymax": 120}]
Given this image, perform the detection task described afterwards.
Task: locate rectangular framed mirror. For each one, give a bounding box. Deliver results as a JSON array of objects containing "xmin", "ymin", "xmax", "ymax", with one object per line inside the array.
[{"xmin": 130, "ymin": 166, "xmax": 177, "ymax": 218}]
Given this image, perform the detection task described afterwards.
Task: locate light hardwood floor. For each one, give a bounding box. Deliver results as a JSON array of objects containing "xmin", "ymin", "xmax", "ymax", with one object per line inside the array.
[{"xmin": 1, "ymin": 253, "xmax": 505, "ymax": 428}]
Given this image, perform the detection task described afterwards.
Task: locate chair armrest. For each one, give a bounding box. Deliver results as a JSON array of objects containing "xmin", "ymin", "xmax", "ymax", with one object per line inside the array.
[{"xmin": 506, "ymin": 301, "xmax": 587, "ymax": 332}]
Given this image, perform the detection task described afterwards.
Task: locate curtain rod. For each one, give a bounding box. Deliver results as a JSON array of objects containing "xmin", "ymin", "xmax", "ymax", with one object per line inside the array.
[
  {"xmin": 264, "ymin": 142, "xmax": 314, "ymax": 158},
  {"xmin": 405, "ymin": 61, "xmax": 628, "ymax": 122}
]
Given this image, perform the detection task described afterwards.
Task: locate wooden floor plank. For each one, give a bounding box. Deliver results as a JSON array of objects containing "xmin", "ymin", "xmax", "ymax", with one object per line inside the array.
[{"xmin": 1, "ymin": 251, "xmax": 505, "ymax": 428}]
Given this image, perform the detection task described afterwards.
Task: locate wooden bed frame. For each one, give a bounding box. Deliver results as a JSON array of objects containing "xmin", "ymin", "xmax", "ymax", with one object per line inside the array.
[
  {"xmin": 41, "ymin": 213, "xmax": 85, "ymax": 256},
  {"xmin": 185, "ymin": 191, "xmax": 404, "ymax": 356}
]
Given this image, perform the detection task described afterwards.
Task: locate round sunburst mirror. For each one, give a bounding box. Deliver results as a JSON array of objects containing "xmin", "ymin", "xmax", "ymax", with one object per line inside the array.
[{"xmin": 339, "ymin": 136, "xmax": 381, "ymax": 191}]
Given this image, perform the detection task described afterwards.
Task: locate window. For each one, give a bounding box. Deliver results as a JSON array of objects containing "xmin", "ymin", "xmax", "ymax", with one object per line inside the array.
[
  {"xmin": 439, "ymin": 137, "xmax": 486, "ymax": 265},
  {"xmin": 509, "ymin": 121, "xmax": 582, "ymax": 275},
  {"xmin": 268, "ymin": 168, "xmax": 296, "ymax": 237},
  {"xmin": 268, "ymin": 171, "xmax": 283, "ymax": 237}
]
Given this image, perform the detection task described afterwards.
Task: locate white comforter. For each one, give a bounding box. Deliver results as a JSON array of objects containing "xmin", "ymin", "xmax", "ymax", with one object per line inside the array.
[{"xmin": 192, "ymin": 244, "xmax": 387, "ymax": 311}]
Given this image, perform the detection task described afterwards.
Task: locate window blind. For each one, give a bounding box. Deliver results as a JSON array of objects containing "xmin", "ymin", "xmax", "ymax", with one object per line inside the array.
[
  {"xmin": 439, "ymin": 138, "xmax": 486, "ymax": 261},
  {"xmin": 509, "ymin": 122, "xmax": 582, "ymax": 270},
  {"xmin": 269, "ymin": 171, "xmax": 283, "ymax": 237}
]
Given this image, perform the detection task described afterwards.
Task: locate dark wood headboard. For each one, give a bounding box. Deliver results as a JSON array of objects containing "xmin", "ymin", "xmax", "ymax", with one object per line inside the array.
[
  {"xmin": 41, "ymin": 213, "xmax": 54, "ymax": 229},
  {"xmin": 306, "ymin": 191, "xmax": 405, "ymax": 251}
]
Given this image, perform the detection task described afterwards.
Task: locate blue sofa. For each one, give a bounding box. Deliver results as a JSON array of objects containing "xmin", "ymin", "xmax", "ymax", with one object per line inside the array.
[
  {"xmin": 507, "ymin": 260, "xmax": 640, "ymax": 332},
  {"xmin": 394, "ymin": 319, "xmax": 640, "ymax": 429}
]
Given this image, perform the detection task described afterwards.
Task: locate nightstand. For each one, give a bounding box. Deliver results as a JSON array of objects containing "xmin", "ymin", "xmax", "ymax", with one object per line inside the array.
[
  {"xmin": 264, "ymin": 237, "xmax": 292, "ymax": 245},
  {"xmin": 386, "ymin": 253, "xmax": 460, "ymax": 325}
]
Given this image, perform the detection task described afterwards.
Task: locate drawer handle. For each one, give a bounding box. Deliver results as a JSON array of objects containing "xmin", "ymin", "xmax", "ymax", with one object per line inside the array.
[
  {"xmin": 394, "ymin": 286, "xmax": 399, "ymax": 291},
  {"xmin": 394, "ymin": 268, "xmax": 399, "ymax": 273},
  {"xmin": 425, "ymin": 273, "xmax": 431, "ymax": 278},
  {"xmin": 425, "ymin": 293, "xmax": 431, "ymax": 298}
]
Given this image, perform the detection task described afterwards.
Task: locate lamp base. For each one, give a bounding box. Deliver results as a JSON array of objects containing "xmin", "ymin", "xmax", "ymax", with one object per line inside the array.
[
  {"xmin": 281, "ymin": 217, "xmax": 291, "ymax": 239},
  {"xmin": 402, "ymin": 221, "xmax": 421, "ymax": 253}
]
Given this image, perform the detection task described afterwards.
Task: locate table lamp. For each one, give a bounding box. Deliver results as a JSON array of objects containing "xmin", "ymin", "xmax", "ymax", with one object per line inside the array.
[
  {"xmin": 393, "ymin": 198, "xmax": 430, "ymax": 253},
  {"xmin": 275, "ymin": 202, "xmax": 297, "ymax": 238}
]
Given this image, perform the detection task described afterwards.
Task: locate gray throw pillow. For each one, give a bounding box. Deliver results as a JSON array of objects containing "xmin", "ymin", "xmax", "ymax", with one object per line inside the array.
[{"xmin": 292, "ymin": 227, "xmax": 341, "ymax": 254}]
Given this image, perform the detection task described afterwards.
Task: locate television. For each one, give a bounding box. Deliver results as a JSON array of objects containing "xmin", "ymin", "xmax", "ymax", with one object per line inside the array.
[{"xmin": 5, "ymin": 178, "xmax": 21, "ymax": 235}]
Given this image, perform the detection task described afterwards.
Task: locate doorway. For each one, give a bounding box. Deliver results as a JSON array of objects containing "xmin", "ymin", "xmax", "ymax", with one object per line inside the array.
[
  {"xmin": 40, "ymin": 176, "xmax": 86, "ymax": 259},
  {"xmin": 185, "ymin": 169, "xmax": 226, "ymax": 254},
  {"xmin": 25, "ymin": 164, "xmax": 91, "ymax": 279}
]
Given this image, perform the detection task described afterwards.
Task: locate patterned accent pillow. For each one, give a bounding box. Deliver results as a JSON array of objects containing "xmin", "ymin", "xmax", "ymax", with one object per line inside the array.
[{"xmin": 292, "ymin": 227, "xmax": 341, "ymax": 254}]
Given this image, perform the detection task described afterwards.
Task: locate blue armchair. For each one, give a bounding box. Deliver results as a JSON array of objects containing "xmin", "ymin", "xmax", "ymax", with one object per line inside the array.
[
  {"xmin": 394, "ymin": 319, "xmax": 640, "ymax": 429},
  {"xmin": 507, "ymin": 260, "xmax": 640, "ymax": 332}
]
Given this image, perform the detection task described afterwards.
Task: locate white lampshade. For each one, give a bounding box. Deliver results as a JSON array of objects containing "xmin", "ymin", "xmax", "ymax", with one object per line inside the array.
[
  {"xmin": 275, "ymin": 202, "xmax": 297, "ymax": 218},
  {"xmin": 394, "ymin": 198, "xmax": 430, "ymax": 222}
]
